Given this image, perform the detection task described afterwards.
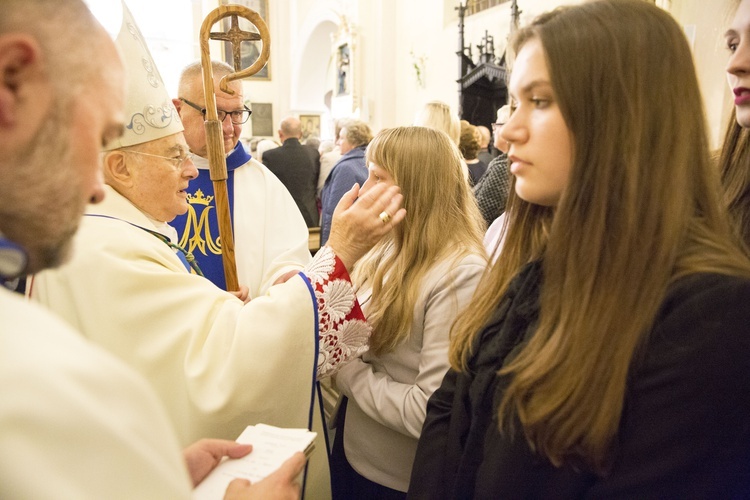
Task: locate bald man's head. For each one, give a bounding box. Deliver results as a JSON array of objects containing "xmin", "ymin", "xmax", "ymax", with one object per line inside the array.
[{"xmin": 279, "ymin": 117, "xmax": 302, "ymax": 142}]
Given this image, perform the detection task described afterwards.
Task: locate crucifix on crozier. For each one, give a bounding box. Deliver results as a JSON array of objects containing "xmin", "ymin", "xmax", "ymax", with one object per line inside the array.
[{"xmin": 211, "ymin": 15, "xmax": 262, "ymax": 72}]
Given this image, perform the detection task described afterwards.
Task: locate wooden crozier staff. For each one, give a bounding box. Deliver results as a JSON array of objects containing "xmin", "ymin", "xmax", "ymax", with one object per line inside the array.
[{"xmin": 199, "ymin": 5, "xmax": 270, "ymax": 291}]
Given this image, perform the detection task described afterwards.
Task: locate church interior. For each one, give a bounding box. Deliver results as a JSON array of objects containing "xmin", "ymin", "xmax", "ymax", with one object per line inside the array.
[
  {"xmin": 76, "ymin": 0, "xmax": 746, "ymax": 475},
  {"xmin": 5, "ymin": 0, "xmax": 750, "ymax": 497},
  {"xmin": 85, "ymin": 0, "xmax": 736, "ymax": 149}
]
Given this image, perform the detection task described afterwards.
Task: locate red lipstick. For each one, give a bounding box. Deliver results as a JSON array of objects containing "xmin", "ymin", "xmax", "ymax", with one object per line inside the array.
[{"xmin": 734, "ymin": 87, "xmax": 750, "ymax": 105}]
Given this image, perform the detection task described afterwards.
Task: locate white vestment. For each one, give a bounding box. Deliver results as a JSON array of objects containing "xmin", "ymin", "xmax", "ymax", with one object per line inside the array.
[
  {"xmin": 185, "ymin": 154, "xmax": 312, "ymax": 298},
  {"xmin": 0, "ymin": 288, "xmax": 191, "ymax": 499},
  {"xmin": 31, "ymin": 185, "xmax": 370, "ymax": 499}
]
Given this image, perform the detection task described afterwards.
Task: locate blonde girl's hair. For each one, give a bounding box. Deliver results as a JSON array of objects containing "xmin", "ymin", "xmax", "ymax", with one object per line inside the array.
[
  {"xmin": 450, "ymin": 0, "xmax": 750, "ymax": 474},
  {"xmin": 414, "ymin": 101, "xmax": 461, "ymax": 145},
  {"xmin": 352, "ymin": 126, "xmax": 486, "ymax": 355}
]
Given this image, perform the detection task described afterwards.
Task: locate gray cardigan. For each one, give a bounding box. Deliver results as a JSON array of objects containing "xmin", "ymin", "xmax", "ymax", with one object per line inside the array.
[{"xmin": 335, "ymin": 252, "xmax": 488, "ymax": 492}]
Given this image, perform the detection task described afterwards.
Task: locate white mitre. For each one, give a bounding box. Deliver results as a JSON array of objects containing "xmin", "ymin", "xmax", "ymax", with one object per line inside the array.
[{"xmin": 105, "ymin": 0, "xmax": 182, "ymax": 151}]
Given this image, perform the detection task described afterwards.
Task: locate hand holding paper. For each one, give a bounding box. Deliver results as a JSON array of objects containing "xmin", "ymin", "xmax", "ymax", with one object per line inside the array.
[
  {"xmin": 184, "ymin": 439, "xmax": 254, "ymax": 487},
  {"xmin": 193, "ymin": 424, "xmax": 316, "ymax": 500},
  {"xmin": 223, "ymin": 452, "xmax": 307, "ymax": 500}
]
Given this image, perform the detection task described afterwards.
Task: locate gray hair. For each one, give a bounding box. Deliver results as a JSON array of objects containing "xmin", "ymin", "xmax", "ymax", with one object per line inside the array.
[
  {"xmin": 177, "ymin": 60, "xmax": 237, "ymax": 99},
  {"xmin": 342, "ymin": 120, "xmax": 373, "ymax": 148}
]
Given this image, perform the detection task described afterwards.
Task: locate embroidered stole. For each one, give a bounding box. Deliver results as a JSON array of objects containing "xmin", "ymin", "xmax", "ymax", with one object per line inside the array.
[
  {"xmin": 171, "ymin": 142, "xmax": 251, "ymax": 290},
  {"xmin": 84, "ymin": 214, "xmax": 202, "ymax": 276}
]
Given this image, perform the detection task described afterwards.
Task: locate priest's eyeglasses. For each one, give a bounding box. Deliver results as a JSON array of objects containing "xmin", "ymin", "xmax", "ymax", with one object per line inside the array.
[
  {"xmin": 179, "ymin": 97, "xmax": 252, "ymax": 125},
  {"xmin": 125, "ymin": 150, "xmax": 194, "ymax": 169}
]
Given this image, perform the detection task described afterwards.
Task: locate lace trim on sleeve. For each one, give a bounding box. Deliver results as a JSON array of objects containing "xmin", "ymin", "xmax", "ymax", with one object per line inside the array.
[{"xmin": 304, "ymin": 246, "xmax": 370, "ymax": 378}]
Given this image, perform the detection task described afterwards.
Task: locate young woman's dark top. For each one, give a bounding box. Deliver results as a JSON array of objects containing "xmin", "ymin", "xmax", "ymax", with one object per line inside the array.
[{"xmin": 408, "ymin": 262, "xmax": 750, "ymax": 499}]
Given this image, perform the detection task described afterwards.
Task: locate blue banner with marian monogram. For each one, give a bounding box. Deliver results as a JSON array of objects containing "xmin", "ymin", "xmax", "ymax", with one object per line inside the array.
[{"xmin": 172, "ymin": 142, "xmax": 251, "ymax": 290}]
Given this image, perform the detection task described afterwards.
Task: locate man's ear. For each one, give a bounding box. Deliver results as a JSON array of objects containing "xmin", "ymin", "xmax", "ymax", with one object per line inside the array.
[
  {"xmin": 102, "ymin": 151, "xmax": 134, "ymax": 189},
  {"xmin": 0, "ymin": 34, "xmax": 43, "ymax": 127},
  {"xmin": 172, "ymin": 97, "xmax": 182, "ymax": 115}
]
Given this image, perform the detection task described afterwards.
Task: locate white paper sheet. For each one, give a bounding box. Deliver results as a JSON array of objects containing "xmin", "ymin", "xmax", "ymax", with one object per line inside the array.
[{"xmin": 192, "ymin": 424, "xmax": 316, "ymax": 500}]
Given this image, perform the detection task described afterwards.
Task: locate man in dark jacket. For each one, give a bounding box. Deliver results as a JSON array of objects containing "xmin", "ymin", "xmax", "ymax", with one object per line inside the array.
[{"xmin": 263, "ymin": 117, "xmax": 320, "ymax": 227}]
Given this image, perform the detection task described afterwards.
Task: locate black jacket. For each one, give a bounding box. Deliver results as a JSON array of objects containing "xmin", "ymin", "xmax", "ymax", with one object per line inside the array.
[
  {"xmin": 409, "ymin": 262, "xmax": 750, "ymax": 499},
  {"xmin": 262, "ymin": 138, "xmax": 320, "ymax": 227}
]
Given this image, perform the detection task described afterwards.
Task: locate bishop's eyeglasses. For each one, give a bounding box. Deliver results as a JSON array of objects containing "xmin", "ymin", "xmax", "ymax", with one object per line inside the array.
[
  {"xmin": 179, "ymin": 97, "xmax": 252, "ymax": 125},
  {"xmin": 125, "ymin": 150, "xmax": 194, "ymax": 169}
]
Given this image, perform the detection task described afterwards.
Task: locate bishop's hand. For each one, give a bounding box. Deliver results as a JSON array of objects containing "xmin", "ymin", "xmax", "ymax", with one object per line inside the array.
[{"xmin": 326, "ymin": 183, "xmax": 406, "ymax": 271}]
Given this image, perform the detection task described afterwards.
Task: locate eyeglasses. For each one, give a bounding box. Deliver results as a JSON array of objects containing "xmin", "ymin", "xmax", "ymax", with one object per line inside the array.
[
  {"xmin": 125, "ymin": 150, "xmax": 194, "ymax": 169},
  {"xmin": 179, "ymin": 97, "xmax": 252, "ymax": 125},
  {"xmin": 491, "ymin": 122, "xmax": 506, "ymax": 130}
]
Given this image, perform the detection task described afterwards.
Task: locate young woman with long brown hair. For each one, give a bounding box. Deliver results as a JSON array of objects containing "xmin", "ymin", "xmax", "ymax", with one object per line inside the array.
[
  {"xmin": 720, "ymin": 0, "xmax": 750, "ymax": 250},
  {"xmin": 409, "ymin": 1, "xmax": 750, "ymax": 497}
]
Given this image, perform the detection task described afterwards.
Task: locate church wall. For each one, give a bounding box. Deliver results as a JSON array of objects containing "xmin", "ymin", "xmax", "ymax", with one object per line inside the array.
[
  {"xmin": 389, "ymin": 0, "xmax": 589, "ymax": 130},
  {"xmin": 100, "ymin": 0, "xmax": 738, "ymax": 149},
  {"xmin": 358, "ymin": 0, "xmax": 399, "ymax": 130},
  {"xmin": 392, "ymin": 0, "xmax": 459, "ymax": 128},
  {"xmin": 388, "ymin": 0, "xmax": 734, "ymax": 148}
]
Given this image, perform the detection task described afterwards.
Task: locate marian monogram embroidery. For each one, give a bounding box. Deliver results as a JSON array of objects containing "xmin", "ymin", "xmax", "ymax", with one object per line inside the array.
[
  {"xmin": 306, "ymin": 246, "xmax": 370, "ymax": 378},
  {"xmin": 178, "ymin": 189, "xmax": 222, "ymax": 256}
]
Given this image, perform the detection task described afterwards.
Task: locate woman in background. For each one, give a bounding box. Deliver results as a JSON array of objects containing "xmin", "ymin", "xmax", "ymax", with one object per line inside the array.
[
  {"xmin": 320, "ymin": 119, "xmax": 373, "ymax": 245},
  {"xmin": 409, "ymin": 1, "xmax": 750, "ymax": 498},
  {"xmin": 474, "ymin": 104, "xmax": 512, "ymax": 231},
  {"xmin": 331, "ymin": 126, "xmax": 487, "ymax": 499},
  {"xmin": 414, "ymin": 102, "xmax": 468, "ymax": 181},
  {"xmin": 413, "ymin": 101, "xmax": 460, "ymax": 145},
  {"xmin": 459, "ymin": 120, "xmax": 487, "ymax": 186},
  {"xmin": 719, "ymin": 0, "xmax": 750, "ymax": 251}
]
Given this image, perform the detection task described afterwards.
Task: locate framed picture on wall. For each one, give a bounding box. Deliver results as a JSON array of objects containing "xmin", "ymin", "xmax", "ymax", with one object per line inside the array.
[
  {"xmin": 219, "ymin": 0, "xmax": 270, "ymax": 80},
  {"xmin": 250, "ymin": 102, "xmax": 273, "ymax": 137},
  {"xmin": 335, "ymin": 43, "xmax": 350, "ymax": 96},
  {"xmin": 299, "ymin": 115, "xmax": 321, "ymax": 141}
]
